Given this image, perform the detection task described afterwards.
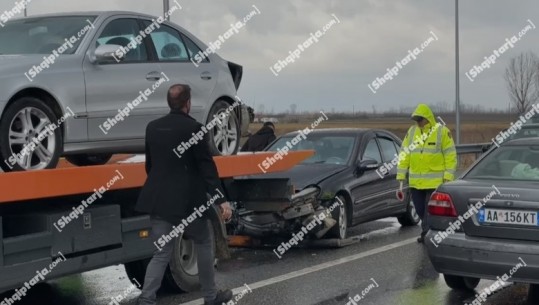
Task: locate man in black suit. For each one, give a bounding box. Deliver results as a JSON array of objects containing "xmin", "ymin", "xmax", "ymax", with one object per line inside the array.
[{"xmin": 136, "ymin": 84, "xmax": 233, "ymax": 305}]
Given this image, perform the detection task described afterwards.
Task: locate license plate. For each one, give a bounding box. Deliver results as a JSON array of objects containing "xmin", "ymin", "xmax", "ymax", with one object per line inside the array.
[{"xmin": 478, "ymin": 208, "xmax": 539, "ymax": 226}]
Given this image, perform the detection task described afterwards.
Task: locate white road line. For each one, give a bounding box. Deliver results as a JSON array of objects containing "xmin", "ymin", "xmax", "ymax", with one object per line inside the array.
[{"xmin": 181, "ymin": 237, "xmax": 416, "ymax": 305}]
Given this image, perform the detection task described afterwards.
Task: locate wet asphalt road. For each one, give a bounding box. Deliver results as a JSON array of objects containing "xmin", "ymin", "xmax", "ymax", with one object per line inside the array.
[{"xmin": 2, "ymin": 218, "xmax": 537, "ymax": 305}]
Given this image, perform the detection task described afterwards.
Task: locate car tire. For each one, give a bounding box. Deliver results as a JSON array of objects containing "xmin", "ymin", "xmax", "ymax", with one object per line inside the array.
[
  {"xmin": 397, "ymin": 191, "xmax": 421, "ymax": 226},
  {"xmin": 65, "ymin": 153, "xmax": 113, "ymax": 166},
  {"xmin": 443, "ymin": 274, "xmax": 480, "ymax": 291},
  {"xmin": 206, "ymin": 100, "xmax": 240, "ymax": 156},
  {"xmin": 0, "ymin": 97, "xmax": 62, "ymax": 172},
  {"xmin": 528, "ymin": 284, "xmax": 539, "ymax": 303},
  {"xmin": 327, "ymin": 195, "xmax": 348, "ymax": 239},
  {"xmin": 124, "ymin": 258, "xmax": 151, "ymax": 288}
]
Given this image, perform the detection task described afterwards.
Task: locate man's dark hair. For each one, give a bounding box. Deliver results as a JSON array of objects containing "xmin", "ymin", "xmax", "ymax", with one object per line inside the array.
[
  {"xmin": 263, "ymin": 122, "xmax": 275, "ymax": 128},
  {"xmin": 167, "ymin": 84, "xmax": 191, "ymax": 109}
]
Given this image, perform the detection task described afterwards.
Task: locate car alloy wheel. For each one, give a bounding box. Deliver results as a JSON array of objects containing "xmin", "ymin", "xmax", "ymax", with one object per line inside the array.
[
  {"xmin": 327, "ymin": 195, "xmax": 348, "ymax": 239},
  {"xmin": 0, "ymin": 98, "xmax": 62, "ymax": 172},
  {"xmin": 207, "ymin": 100, "xmax": 240, "ymax": 156},
  {"xmin": 212, "ymin": 108, "xmax": 238, "ymax": 155},
  {"xmin": 398, "ymin": 192, "xmax": 421, "ymax": 226},
  {"xmin": 9, "ymin": 107, "xmax": 55, "ymax": 170}
]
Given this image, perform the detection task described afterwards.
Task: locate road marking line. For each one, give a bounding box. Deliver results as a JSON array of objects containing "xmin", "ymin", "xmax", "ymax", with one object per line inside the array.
[{"xmin": 181, "ymin": 237, "xmax": 416, "ymax": 305}]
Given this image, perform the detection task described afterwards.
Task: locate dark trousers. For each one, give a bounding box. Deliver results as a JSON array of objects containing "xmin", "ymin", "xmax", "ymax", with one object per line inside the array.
[
  {"xmin": 137, "ymin": 217, "xmax": 217, "ymax": 305},
  {"xmin": 410, "ymin": 188, "xmax": 435, "ymax": 236}
]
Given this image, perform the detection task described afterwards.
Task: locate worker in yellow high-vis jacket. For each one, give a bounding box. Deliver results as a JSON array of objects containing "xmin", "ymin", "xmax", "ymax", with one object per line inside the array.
[{"xmin": 396, "ymin": 103, "xmax": 457, "ymax": 243}]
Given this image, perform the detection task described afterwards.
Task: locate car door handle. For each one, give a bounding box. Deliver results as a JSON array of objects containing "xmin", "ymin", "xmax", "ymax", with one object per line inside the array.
[
  {"xmin": 146, "ymin": 71, "xmax": 162, "ymax": 81},
  {"xmin": 200, "ymin": 72, "xmax": 212, "ymax": 80}
]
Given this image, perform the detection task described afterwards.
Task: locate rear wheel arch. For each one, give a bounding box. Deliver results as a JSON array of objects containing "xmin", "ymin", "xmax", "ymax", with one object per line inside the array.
[{"xmin": 212, "ymin": 95, "xmax": 241, "ymax": 121}]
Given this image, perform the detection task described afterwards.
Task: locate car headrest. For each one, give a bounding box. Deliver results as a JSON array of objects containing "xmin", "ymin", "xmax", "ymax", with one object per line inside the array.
[{"xmin": 161, "ymin": 43, "xmax": 182, "ymax": 59}]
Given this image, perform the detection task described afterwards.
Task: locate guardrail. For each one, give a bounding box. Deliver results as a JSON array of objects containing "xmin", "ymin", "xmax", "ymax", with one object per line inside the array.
[
  {"xmin": 455, "ymin": 142, "xmax": 492, "ymax": 155},
  {"xmin": 454, "ymin": 142, "xmax": 493, "ymax": 171}
]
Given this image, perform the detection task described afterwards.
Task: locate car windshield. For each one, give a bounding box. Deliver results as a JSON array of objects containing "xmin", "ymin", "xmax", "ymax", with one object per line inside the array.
[
  {"xmin": 466, "ymin": 145, "xmax": 539, "ymax": 181},
  {"xmin": 0, "ymin": 16, "xmax": 96, "ymax": 55},
  {"xmin": 267, "ymin": 135, "xmax": 355, "ymax": 165}
]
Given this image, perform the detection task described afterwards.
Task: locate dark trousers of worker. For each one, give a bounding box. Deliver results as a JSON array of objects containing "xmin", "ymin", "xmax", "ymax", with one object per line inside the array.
[
  {"xmin": 138, "ymin": 217, "xmax": 217, "ymax": 305},
  {"xmin": 410, "ymin": 188, "xmax": 435, "ymax": 236}
]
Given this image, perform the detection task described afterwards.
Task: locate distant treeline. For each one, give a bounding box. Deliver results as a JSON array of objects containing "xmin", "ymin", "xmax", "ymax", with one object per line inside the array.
[{"xmin": 255, "ymin": 108, "xmax": 515, "ymax": 124}]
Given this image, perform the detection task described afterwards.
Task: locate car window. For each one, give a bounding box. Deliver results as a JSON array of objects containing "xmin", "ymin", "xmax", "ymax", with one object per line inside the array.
[
  {"xmin": 182, "ymin": 34, "xmax": 209, "ymax": 62},
  {"xmin": 362, "ymin": 139, "xmax": 382, "ymax": 163},
  {"xmin": 96, "ymin": 19, "xmax": 148, "ymax": 62},
  {"xmin": 378, "ymin": 138, "xmax": 398, "ymax": 162},
  {"xmin": 466, "ymin": 145, "xmax": 539, "ymax": 180},
  {"xmin": 142, "ymin": 22, "xmax": 189, "ymax": 62},
  {"xmin": 267, "ymin": 136, "xmax": 355, "ymax": 165},
  {"xmin": 0, "ymin": 16, "xmax": 96, "ymax": 55},
  {"xmin": 509, "ymin": 125, "xmax": 539, "ymax": 140}
]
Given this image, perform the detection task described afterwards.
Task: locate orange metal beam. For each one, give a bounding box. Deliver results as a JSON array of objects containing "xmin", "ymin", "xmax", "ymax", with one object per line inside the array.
[
  {"xmin": 0, "ymin": 151, "xmax": 314, "ymax": 204},
  {"xmin": 227, "ymin": 235, "xmax": 261, "ymax": 247}
]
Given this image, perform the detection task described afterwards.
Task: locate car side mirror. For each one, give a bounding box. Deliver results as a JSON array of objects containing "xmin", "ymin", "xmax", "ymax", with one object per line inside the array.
[
  {"xmin": 356, "ymin": 159, "xmax": 379, "ymax": 175},
  {"xmin": 89, "ymin": 44, "xmax": 124, "ymax": 64}
]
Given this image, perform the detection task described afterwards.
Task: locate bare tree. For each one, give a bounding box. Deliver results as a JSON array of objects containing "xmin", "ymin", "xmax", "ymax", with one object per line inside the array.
[{"xmin": 504, "ymin": 52, "xmax": 539, "ymax": 114}]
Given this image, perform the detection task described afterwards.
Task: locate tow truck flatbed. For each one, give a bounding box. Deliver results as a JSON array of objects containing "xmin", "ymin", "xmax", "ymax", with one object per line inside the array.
[
  {"xmin": 0, "ymin": 151, "xmax": 313, "ymax": 295},
  {"xmin": 0, "ymin": 151, "xmax": 313, "ymax": 204}
]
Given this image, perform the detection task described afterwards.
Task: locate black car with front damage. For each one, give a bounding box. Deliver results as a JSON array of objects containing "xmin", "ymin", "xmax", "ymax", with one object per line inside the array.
[{"xmin": 226, "ymin": 128, "xmax": 420, "ymax": 240}]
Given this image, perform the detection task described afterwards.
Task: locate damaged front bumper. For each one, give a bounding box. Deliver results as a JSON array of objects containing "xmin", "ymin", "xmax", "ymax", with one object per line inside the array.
[{"xmin": 226, "ymin": 178, "xmax": 337, "ymax": 238}]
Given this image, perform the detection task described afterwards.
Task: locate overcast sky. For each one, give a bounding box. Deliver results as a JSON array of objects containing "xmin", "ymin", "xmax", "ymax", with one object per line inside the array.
[{"xmin": 2, "ymin": 0, "xmax": 538, "ymax": 113}]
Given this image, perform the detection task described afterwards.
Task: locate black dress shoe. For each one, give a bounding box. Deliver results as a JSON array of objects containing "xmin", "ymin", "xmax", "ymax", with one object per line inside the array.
[
  {"xmin": 205, "ymin": 289, "xmax": 233, "ymax": 305},
  {"xmin": 417, "ymin": 236, "xmax": 424, "ymax": 243}
]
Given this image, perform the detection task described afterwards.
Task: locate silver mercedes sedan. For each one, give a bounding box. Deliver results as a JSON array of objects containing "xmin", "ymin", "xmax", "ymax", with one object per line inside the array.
[{"xmin": 0, "ymin": 11, "xmax": 248, "ymax": 171}]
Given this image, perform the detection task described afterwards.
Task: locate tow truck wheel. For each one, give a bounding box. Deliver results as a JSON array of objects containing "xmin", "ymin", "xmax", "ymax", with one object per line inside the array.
[
  {"xmin": 397, "ymin": 191, "xmax": 420, "ymax": 226},
  {"xmin": 65, "ymin": 153, "xmax": 113, "ymax": 166},
  {"xmin": 327, "ymin": 195, "xmax": 348, "ymax": 239},
  {"xmin": 163, "ymin": 233, "xmax": 202, "ymax": 292},
  {"xmin": 0, "ymin": 97, "xmax": 62, "ymax": 171},
  {"xmin": 207, "ymin": 100, "xmax": 240, "ymax": 156}
]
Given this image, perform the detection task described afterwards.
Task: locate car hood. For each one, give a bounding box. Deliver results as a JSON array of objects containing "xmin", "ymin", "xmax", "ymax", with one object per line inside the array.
[{"xmin": 246, "ymin": 163, "xmax": 348, "ymax": 189}]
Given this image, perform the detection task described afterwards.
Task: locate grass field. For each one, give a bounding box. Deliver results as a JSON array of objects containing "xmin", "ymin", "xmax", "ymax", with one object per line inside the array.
[{"xmin": 248, "ymin": 119, "xmax": 507, "ymax": 143}]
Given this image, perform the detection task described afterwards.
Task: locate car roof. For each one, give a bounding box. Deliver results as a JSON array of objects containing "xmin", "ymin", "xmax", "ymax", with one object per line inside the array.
[{"xmin": 11, "ymin": 11, "xmax": 158, "ymax": 21}]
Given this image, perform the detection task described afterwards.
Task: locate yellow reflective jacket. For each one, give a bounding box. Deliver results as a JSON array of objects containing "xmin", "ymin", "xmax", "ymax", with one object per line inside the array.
[{"xmin": 396, "ymin": 104, "xmax": 457, "ymax": 189}]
